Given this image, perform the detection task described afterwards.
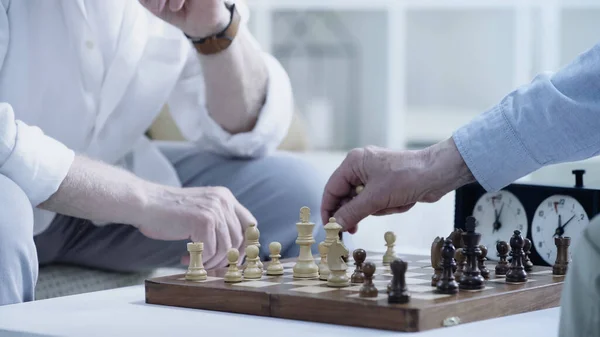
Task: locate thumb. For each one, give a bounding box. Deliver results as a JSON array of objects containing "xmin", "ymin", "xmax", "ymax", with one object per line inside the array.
[{"xmin": 333, "ymin": 188, "xmax": 380, "ymax": 231}]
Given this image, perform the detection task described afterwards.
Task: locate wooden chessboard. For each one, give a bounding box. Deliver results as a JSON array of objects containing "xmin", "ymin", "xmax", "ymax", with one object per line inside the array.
[{"xmin": 144, "ymin": 252, "xmax": 564, "ymax": 332}]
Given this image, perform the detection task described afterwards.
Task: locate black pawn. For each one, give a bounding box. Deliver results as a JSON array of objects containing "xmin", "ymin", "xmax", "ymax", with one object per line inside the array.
[
  {"xmin": 495, "ymin": 241, "xmax": 510, "ymax": 276},
  {"xmin": 436, "ymin": 238, "xmax": 458, "ymax": 294},
  {"xmin": 359, "ymin": 262, "xmax": 378, "ymax": 298},
  {"xmin": 506, "ymin": 230, "xmax": 527, "ymax": 283},
  {"xmin": 351, "ymin": 249, "xmax": 366, "ymax": 284},
  {"xmin": 478, "ymin": 244, "xmax": 490, "ymax": 279},
  {"xmin": 459, "ymin": 216, "xmax": 485, "ymax": 290},
  {"xmin": 388, "ymin": 259, "xmax": 410, "ymax": 304},
  {"xmin": 523, "ymin": 238, "xmax": 534, "ymax": 272}
]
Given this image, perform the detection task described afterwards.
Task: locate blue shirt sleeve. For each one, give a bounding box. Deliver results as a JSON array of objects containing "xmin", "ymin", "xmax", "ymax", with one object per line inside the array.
[{"xmin": 453, "ymin": 41, "xmax": 600, "ymax": 192}]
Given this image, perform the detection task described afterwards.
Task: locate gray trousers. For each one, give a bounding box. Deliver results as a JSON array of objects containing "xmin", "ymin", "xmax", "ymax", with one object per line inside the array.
[{"xmin": 0, "ymin": 142, "xmax": 326, "ymax": 305}]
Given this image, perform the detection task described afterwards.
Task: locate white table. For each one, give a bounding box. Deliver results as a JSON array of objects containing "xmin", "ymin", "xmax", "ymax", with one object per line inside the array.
[{"xmin": 0, "ymin": 284, "xmax": 560, "ymax": 337}]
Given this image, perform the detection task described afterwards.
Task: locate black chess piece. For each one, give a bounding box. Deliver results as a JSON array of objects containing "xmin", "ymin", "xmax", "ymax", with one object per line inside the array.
[
  {"xmin": 523, "ymin": 238, "xmax": 534, "ymax": 272},
  {"xmin": 478, "ymin": 244, "xmax": 490, "ymax": 279},
  {"xmin": 553, "ymin": 237, "xmax": 571, "ymax": 276},
  {"xmin": 351, "ymin": 249, "xmax": 366, "ymax": 284},
  {"xmin": 388, "ymin": 259, "xmax": 410, "ymax": 304},
  {"xmin": 454, "ymin": 248, "xmax": 466, "ymax": 281},
  {"xmin": 359, "ymin": 262, "xmax": 378, "ymax": 297},
  {"xmin": 436, "ymin": 238, "xmax": 458, "ymax": 294},
  {"xmin": 458, "ymin": 216, "xmax": 485, "ymax": 290},
  {"xmin": 505, "ymin": 230, "xmax": 527, "ymax": 283},
  {"xmin": 495, "ymin": 241, "xmax": 510, "ymax": 276}
]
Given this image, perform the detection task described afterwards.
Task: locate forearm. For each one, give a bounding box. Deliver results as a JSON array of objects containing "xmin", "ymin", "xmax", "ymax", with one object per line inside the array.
[
  {"xmin": 199, "ymin": 26, "xmax": 269, "ymax": 134},
  {"xmin": 38, "ymin": 155, "xmax": 155, "ymax": 226},
  {"xmin": 453, "ymin": 42, "xmax": 600, "ymax": 191}
]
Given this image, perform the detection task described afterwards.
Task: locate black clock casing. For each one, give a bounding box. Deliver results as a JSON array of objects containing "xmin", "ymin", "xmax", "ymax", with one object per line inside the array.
[{"xmin": 454, "ymin": 170, "xmax": 600, "ymax": 266}]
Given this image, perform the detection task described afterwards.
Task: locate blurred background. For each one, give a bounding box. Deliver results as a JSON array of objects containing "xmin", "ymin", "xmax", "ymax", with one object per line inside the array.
[{"xmin": 241, "ymin": 0, "xmax": 600, "ymax": 252}]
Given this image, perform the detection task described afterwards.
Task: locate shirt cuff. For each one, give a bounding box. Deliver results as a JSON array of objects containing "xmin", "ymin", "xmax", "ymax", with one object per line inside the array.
[
  {"xmin": 0, "ymin": 114, "xmax": 74, "ymax": 206},
  {"xmin": 452, "ymin": 101, "xmax": 542, "ymax": 192},
  {"xmin": 194, "ymin": 52, "xmax": 294, "ymax": 158}
]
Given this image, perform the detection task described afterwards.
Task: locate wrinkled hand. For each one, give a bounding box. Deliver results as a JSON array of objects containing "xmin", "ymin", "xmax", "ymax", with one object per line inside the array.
[
  {"xmin": 138, "ymin": 185, "xmax": 256, "ymax": 269},
  {"xmin": 139, "ymin": 0, "xmax": 230, "ymax": 38},
  {"xmin": 321, "ymin": 139, "xmax": 474, "ymax": 234}
]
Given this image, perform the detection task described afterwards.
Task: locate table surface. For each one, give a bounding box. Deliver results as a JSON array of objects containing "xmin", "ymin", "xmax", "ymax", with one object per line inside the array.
[{"xmin": 0, "ymin": 283, "xmax": 560, "ymax": 337}]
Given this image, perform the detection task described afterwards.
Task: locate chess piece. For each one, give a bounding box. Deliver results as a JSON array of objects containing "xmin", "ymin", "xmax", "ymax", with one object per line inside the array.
[
  {"xmin": 244, "ymin": 223, "xmax": 263, "ymax": 270},
  {"xmin": 355, "ymin": 185, "xmax": 364, "ymax": 194},
  {"xmin": 553, "ymin": 236, "xmax": 571, "ymax": 276},
  {"xmin": 436, "ymin": 238, "xmax": 458, "ymax": 294},
  {"xmin": 454, "ymin": 248, "xmax": 466, "ymax": 280},
  {"xmin": 327, "ymin": 239, "xmax": 350, "ymax": 287},
  {"xmin": 243, "ymin": 245, "xmax": 263, "ymax": 279},
  {"xmin": 447, "ymin": 228, "xmax": 464, "ymax": 249},
  {"xmin": 359, "ymin": 262, "xmax": 378, "ymax": 297},
  {"xmin": 495, "ymin": 240, "xmax": 510, "ymax": 276},
  {"xmin": 383, "ymin": 231, "xmax": 396, "ymax": 265},
  {"xmin": 185, "ymin": 242, "xmax": 207, "ymax": 281},
  {"xmin": 458, "ymin": 216, "xmax": 485, "ymax": 290},
  {"xmin": 351, "ymin": 249, "xmax": 366, "ymax": 284},
  {"xmin": 388, "ymin": 259, "xmax": 410, "ymax": 304},
  {"xmin": 293, "ymin": 207, "xmax": 319, "ymax": 279},
  {"xmin": 430, "ymin": 236, "xmax": 444, "ymax": 286},
  {"xmin": 478, "ymin": 244, "xmax": 490, "ymax": 279},
  {"xmin": 224, "ymin": 248, "xmax": 243, "ymax": 283},
  {"xmin": 505, "ymin": 230, "xmax": 527, "ymax": 283},
  {"xmin": 318, "ymin": 242, "xmax": 330, "ymax": 281},
  {"xmin": 266, "ymin": 242, "xmax": 284, "ymax": 276},
  {"xmin": 523, "ymin": 238, "xmax": 534, "ymax": 272}
]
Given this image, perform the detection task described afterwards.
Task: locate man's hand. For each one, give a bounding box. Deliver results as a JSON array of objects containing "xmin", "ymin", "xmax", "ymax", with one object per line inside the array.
[
  {"xmin": 139, "ymin": 0, "xmax": 231, "ymax": 38},
  {"xmin": 321, "ymin": 138, "xmax": 475, "ymax": 233},
  {"xmin": 140, "ymin": 185, "xmax": 255, "ymax": 268}
]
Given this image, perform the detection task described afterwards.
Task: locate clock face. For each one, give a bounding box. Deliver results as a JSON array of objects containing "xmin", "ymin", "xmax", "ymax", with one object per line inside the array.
[
  {"xmin": 472, "ymin": 190, "xmax": 528, "ymax": 259},
  {"xmin": 531, "ymin": 195, "xmax": 589, "ymax": 265}
]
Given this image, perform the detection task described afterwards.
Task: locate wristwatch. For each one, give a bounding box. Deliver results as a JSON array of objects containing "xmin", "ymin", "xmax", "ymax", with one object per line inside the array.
[{"xmin": 187, "ymin": 2, "xmax": 241, "ymax": 55}]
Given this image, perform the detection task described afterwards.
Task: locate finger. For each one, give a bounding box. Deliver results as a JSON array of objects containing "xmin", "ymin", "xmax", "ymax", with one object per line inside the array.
[
  {"xmin": 211, "ymin": 206, "xmax": 233, "ymax": 269},
  {"xmin": 372, "ymin": 203, "xmax": 416, "ymax": 216},
  {"xmin": 320, "ymin": 150, "xmax": 365, "ymax": 226},
  {"xmin": 234, "ymin": 202, "xmax": 257, "ymax": 257},
  {"xmin": 168, "ymin": 0, "xmax": 186, "ymax": 11},
  {"xmin": 224, "ymin": 201, "xmax": 243, "ymax": 255},
  {"xmin": 332, "ymin": 184, "xmax": 382, "ymax": 231}
]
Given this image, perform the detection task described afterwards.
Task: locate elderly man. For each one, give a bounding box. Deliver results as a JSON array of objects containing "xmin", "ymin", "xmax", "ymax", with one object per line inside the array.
[
  {"xmin": 0, "ymin": 0, "xmax": 325, "ymax": 305},
  {"xmin": 322, "ymin": 41, "xmax": 600, "ymax": 336}
]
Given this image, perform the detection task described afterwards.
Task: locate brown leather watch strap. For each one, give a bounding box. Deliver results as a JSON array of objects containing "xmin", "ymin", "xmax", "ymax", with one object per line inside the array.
[{"xmin": 190, "ymin": 3, "xmax": 241, "ymax": 55}]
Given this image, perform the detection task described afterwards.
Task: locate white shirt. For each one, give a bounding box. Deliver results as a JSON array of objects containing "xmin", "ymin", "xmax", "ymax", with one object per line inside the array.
[{"xmin": 0, "ymin": 0, "xmax": 294, "ymax": 235}]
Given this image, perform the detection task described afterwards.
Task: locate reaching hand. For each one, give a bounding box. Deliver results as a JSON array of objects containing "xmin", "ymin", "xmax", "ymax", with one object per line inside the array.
[
  {"xmin": 321, "ymin": 139, "xmax": 475, "ymax": 233},
  {"xmin": 139, "ymin": 0, "xmax": 231, "ymax": 38},
  {"xmin": 137, "ymin": 185, "xmax": 256, "ymax": 269}
]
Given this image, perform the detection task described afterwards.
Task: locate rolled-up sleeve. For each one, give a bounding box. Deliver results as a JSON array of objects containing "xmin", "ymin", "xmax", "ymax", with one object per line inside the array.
[
  {"xmin": 0, "ymin": 103, "xmax": 75, "ymax": 206},
  {"xmin": 167, "ymin": 1, "xmax": 293, "ymax": 158},
  {"xmin": 453, "ymin": 41, "xmax": 600, "ymax": 192}
]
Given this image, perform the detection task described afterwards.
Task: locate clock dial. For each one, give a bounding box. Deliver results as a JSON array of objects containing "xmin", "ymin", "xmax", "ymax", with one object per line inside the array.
[
  {"xmin": 472, "ymin": 190, "xmax": 528, "ymax": 259},
  {"xmin": 531, "ymin": 195, "xmax": 589, "ymax": 266}
]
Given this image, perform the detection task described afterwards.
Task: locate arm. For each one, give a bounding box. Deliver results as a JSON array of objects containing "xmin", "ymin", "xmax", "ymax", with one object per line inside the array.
[{"xmin": 452, "ymin": 41, "xmax": 600, "ymax": 192}]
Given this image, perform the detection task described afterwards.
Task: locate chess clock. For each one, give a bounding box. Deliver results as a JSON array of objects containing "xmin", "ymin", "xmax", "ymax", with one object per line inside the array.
[{"xmin": 454, "ymin": 170, "xmax": 600, "ymax": 266}]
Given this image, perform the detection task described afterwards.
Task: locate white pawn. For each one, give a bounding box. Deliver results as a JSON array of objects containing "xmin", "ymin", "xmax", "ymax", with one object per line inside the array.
[
  {"xmin": 243, "ymin": 245, "xmax": 263, "ymax": 279},
  {"xmin": 318, "ymin": 242, "xmax": 330, "ymax": 281},
  {"xmin": 267, "ymin": 242, "xmax": 284, "ymax": 276},
  {"xmin": 383, "ymin": 231, "xmax": 396, "ymax": 265},
  {"xmin": 185, "ymin": 242, "xmax": 207, "ymax": 281},
  {"xmin": 224, "ymin": 248, "xmax": 243, "ymax": 283},
  {"xmin": 245, "ymin": 223, "xmax": 263, "ymax": 270}
]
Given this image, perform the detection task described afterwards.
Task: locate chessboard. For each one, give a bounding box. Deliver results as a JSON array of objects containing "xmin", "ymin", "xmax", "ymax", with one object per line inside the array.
[{"xmin": 145, "ymin": 211, "xmax": 566, "ymax": 333}]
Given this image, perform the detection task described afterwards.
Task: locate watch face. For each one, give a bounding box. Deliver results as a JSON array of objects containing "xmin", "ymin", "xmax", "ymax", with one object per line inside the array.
[
  {"xmin": 472, "ymin": 190, "xmax": 528, "ymax": 259},
  {"xmin": 531, "ymin": 195, "xmax": 589, "ymax": 265}
]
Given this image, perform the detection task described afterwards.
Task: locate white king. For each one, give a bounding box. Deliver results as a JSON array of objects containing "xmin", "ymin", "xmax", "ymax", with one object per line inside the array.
[{"xmin": 293, "ymin": 207, "xmax": 320, "ymax": 278}]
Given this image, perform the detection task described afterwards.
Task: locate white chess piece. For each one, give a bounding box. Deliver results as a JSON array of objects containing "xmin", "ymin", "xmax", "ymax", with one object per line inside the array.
[
  {"xmin": 224, "ymin": 248, "xmax": 243, "ymax": 283},
  {"xmin": 243, "ymin": 245, "xmax": 263, "ymax": 279},
  {"xmin": 185, "ymin": 242, "xmax": 207, "ymax": 281},
  {"xmin": 245, "ymin": 223, "xmax": 263, "ymax": 270},
  {"xmin": 267, "ymin": 242, "xmax": 284, "ymax": 276},
  {"xmin": 327, "ymin": 240, "xmax": 350, "ymax": 287},
  {"xmin": 318, "ymin": 241, "xmax": 330, "ymax": 281},
  {"xmin": 383, "ymin": 231, "xmax": 397, "ymax": 265},
  {"xmin": 293, "ymin": 207, "xmax": 319, "ymax": 279}
]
